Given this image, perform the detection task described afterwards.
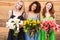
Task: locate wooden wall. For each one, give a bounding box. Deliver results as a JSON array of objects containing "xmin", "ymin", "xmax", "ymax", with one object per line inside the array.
[{"xmin": 0, "ymin": 0, "xmax": 60, "ymax": 27}]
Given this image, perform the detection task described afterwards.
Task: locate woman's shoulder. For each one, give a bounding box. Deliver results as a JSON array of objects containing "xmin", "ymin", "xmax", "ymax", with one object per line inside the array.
[
  {"xmin": 8, "ymin": 9, "xmax": 13, "ymax": 14},
  {"xmin": 8, "ymin": 9, "xmax": 14, "ymax": 18},
  {"xmin": 9, "ymin": 10, "xmax": 12, "ymax": 13}
]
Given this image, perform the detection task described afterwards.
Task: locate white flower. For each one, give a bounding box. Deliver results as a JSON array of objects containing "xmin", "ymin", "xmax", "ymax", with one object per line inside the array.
[
  {"xmin": 6, "ymin": 18, "xmax": 13, "ymax": 28},
  {"xmin": 6, "ymin": 18, "xmax": 16, "ymax": 29},
  {"xmin": 6, "ymin": 17, "xmax": 23, "ymax": 31},
  {"xmin": 6, "ymin": 22, "xmax": 10, "ymax": 28},
  {"xmin": 16, "ymin": 19, "xmax": 20, "ymax": 24},
  {"xmin": 8, "ymin": 18, "xmax": 13, "ymax": 23},
  {"xmin": 19, "ymin": 20, "xmax": 23, "ymax": 25},
  {"xmin": 9, "ymin": 23, "xmax": 16, "ymax": 29}
]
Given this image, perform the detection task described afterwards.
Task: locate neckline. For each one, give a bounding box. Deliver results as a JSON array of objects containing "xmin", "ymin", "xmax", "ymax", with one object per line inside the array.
[
  {"xmin": 12, "ymin": 10, "xmax": 23, "ymax": 17},
  {"xmin": 27, "ymin": 12, "xmax": 38, "ymax": 18}
]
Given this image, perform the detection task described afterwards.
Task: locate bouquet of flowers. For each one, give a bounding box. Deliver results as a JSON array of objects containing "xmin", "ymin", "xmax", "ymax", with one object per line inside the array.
[
  {"xmin": 6, "ymin": 17, "xmax": 23, "ymax": 37},
  {"xmin": 40, "ymin": 20, "xmax": 59, "ymax": 32},
  {"xmin": 23, "ymin": 19, "xmax": 40, "ymax": 37}
]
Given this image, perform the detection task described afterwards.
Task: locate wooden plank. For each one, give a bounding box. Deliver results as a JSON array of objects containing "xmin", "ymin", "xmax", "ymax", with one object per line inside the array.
[
  {"xmin": 0, "ymin": 1, "xmax": 14, "ymax": 6},
  {"xmin": 0, "ymin": 6, "xmax": 13, "ymax": 19},
  {"xmin": 0, "ymin": 0, "xmax": 60, "ymax": 2}
]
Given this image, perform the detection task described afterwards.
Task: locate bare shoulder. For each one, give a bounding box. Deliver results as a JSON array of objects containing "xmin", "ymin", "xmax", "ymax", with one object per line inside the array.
[{"xmin": 9, "ymin": 10, "xmax": 12, "ymax": 13}]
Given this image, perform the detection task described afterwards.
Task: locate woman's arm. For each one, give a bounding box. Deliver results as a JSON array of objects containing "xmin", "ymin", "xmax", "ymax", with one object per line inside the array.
[
  {"xmin": 53, "ymin": 13, "xmax": 56, "ymax": 23},
  {"xmin": 23, "ymin": 13, "xmax": 27, "ymax": 20},
  {"xmin": 6, "ymin": 10, "xmax": 12, "ymax": 28},
  {"xmin": 37, "ymin": 13, "xmax": 40, "ymax": 20},
  {"xmin": 8, "ymin": 10, "xmax": 12, "ymax": 18}
]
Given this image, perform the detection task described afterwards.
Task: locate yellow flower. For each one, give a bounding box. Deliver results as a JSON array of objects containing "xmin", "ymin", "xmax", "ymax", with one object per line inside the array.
[
  {"xmin": 29, "ymin": 24, "xmax": 31, "ymax": 26},
  {"xmin": 32, "ymin": 20, "xmax": 36, "ymax": 24},
  {"xmin": 33, "ymin": 24, "xmax": 36, "ymax": 26},
  {"xmin": 29, "ymin": 22, "xmax": 32, "ymax": 24},
  {"xmin": 24, "ymin": 20, "xmax": 27, "ymax": 25},
  {"xmin": 26, "ymin": 20, "xmax": 30, "ymax": 24}
]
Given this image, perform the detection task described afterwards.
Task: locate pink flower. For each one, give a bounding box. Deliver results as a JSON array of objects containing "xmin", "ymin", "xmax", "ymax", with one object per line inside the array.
[
  {"xmin": 40, "ymin": 24, "xmax": 43, "ymax": 28},
  {"xmin": 40, "ymin": 20, "xmax": 59, "ymax": 32},
  {"xmin": 44, "ymin": 27, "xmax": 48, "ymax": 30}
]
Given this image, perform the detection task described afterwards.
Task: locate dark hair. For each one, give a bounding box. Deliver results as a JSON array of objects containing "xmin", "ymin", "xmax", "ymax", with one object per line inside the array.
[
  {"xmin": 29, "ymin": 1, "xmax": 41, "ymax": 13},
  {"xmin": 42, "ymin": 1, "xmax": 55, "ymax": 18}
]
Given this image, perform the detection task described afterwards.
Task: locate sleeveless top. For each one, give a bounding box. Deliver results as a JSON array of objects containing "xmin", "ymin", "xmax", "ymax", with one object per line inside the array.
[
  {"xmin": 10, "ymin": 10, "xmax": 25, "ymax": 20},
  {"xmin": 40, "ymin": 13, "xmax": 55, "ymax": 21},
  {"xmin": 41, "ymin": 16, "xmax": 55, "ymax": 21},
  {"xmin": 26, "ymin": 13, "xmax": 38, "ymax": 20}
]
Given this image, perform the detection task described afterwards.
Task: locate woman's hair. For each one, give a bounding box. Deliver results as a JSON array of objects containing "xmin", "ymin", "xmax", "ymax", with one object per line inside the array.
[
  {"xmin": 29, "ymin": 1, "xmax": 41, "ymax": 13},
  {"xmin": 15, "ymin": 1, "xmax": 24, "ymax": 10},
  {"xmin": 42, "ymin": 1, "xmax": 55, "ymax": 18}
]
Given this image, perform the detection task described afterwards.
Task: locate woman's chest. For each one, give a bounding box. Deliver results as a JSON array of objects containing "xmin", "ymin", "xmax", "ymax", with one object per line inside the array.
[{"xmin": 13, "ymin": 11, "xmax": 22, "ymax": 16}]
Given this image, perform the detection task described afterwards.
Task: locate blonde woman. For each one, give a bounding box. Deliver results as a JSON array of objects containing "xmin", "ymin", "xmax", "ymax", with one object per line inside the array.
[{"xmin": 7, "ymin": 1, "xmax": 25, "ymax": 40}]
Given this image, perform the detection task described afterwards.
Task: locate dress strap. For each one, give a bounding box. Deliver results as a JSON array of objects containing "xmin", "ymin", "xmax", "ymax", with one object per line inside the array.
[
  {"xmin": 10, "ymin": 10, "xmax": 15, "ymax": 19},
  {"xmin": 21, "ymin": 12, "xmax": 24, "ymax": 16},
  {"xmin": 12, "ymin": 10, "xmax": 13, "ymax": 15}
]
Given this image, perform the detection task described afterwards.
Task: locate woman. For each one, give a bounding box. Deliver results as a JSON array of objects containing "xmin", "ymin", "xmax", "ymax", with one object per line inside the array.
[
  {"xmin": 7, "ymin": 1, "xmax": 25, "ymax": 40},
  {"xmin": 24, "ymin": 1, "xmax": 41, "ymax": 40},
  {"xmin": 38, "ymin": 1, "xmax": 56, "ymax": 40}
]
